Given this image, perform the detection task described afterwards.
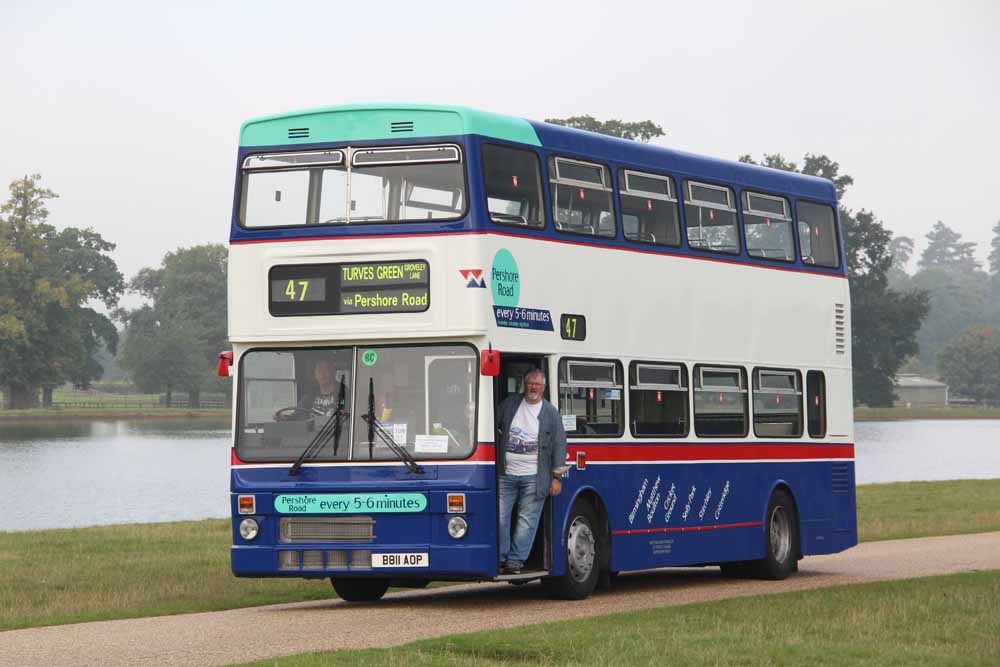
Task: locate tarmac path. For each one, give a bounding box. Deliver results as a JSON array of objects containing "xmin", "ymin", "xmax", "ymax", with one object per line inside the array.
[{"xmin": 2, "ymin": 531, "xmax": 999, "ymax": 667}]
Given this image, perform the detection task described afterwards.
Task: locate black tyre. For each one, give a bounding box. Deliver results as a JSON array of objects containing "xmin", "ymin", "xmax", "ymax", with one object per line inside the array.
[
  {"xmin": 748, "ymin": 489, "xmax": 799, "ymax": 580},
  {"xmin": 544, "ymin": 500, "xmax": 601, "ymax": 600},
  {"xmin": 331, "ymin": 577, "xmax": 390, "ymax": 602},
  {"xmin": 719, "ymin": 561, "xmax": 750, "ymax": 578}
]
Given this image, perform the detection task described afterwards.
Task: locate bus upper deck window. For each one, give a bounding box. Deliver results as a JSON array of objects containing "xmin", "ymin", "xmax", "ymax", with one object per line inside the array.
[
  {"xmin": 796, "ymin": 201, "xmax": 840, "ymax": 268},
  {"xmin": 684, "ymin": 181, "xmax": 739, "ymax": 255},
  {"xmin": 239, "ymin": 145, "xmax": 466, "ymax": 228},
  {"xmin": 620, "ymin": 170, "xmax": 680, "ymax": 248},
  {"xmin": 482, "ymin": 144, "xmax": 544, "ymax": 228},
  {"xmin": 549, "ymin": 156, "xmax": 615, "ymax": 239},
  {"xmin": 240, "ymin": 151, "xmax": 346, "ymax": 228},
  {"xmin": 743, "ymin": 191, "xmax": 794, "ymax": 262}
]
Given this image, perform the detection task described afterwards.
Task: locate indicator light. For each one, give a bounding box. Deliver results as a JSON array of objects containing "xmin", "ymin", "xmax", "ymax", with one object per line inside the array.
[
  {"xmin": 238, "ymin": 495, "xmax": 255, "ymax": 515},
  {"xmin": 447, "ymin": 493, "xmax": 466, "ymax": 514}
]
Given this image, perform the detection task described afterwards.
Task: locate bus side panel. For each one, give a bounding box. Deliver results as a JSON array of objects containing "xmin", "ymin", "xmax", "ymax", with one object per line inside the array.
[{"xmin": 555, "ymin": 460, "xmax": 856, "ymax": 573}]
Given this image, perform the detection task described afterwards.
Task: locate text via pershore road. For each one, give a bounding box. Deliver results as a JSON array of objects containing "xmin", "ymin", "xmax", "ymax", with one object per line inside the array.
[{"xmin": 273, "ymin": 493, "xmax": 427, "ymax": 514}]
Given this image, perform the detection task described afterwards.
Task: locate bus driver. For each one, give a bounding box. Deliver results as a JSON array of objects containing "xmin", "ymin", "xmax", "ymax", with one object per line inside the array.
[{"xmin": 496, "ymin": 369, "xmax": 568, "ymax": 574}]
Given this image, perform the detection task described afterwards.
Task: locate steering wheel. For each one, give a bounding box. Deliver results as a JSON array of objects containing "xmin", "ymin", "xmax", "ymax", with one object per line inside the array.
[{"xmin": 274, "ymin": 406, "xmax": 311, "ymax": 422}]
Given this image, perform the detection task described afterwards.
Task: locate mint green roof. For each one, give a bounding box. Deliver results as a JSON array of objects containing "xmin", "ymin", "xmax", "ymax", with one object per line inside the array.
[{"xmin": 239, "ymin": 104, "xmax": 541, "ymax": 148}]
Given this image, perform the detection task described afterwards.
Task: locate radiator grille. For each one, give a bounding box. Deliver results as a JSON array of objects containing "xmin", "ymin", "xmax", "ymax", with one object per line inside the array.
[
  {"xmin": 351, "ymin": 550, "xmax": 372, "ymax": 570},
  {"xmin": 834, "ymin": 303, "xmax": 847, "ymax": 355},
  {"xmin": 302, "ymin": 550, "xmax": 324, "ymax": 570},
  {"xmin": 327, "ymin": 550, "xmax": 349, "ymax": 569},
  {"xmin": 279, "ymin": 517, "xmax": 375, "ymax": 543},
  {"xmin": 832, "ymin": 463, "xmax": 851, "ymax": 493},
  {"xmin": 390, "ymin": 120, "xmax": 414, "ymax": 133},
  {"xmin": 287, "ymin": 127, "xmax": 310, "ymax": 139}
]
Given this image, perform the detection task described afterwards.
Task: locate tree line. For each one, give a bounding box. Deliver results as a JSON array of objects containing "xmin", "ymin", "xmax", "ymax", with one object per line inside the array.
[
  {"xmin": 0, "ymin": 175, "xmax": 226, "ymax": 409},
  {"xmin": 2, "ymin": 118, "xmax": 997, "ymax": 407}
]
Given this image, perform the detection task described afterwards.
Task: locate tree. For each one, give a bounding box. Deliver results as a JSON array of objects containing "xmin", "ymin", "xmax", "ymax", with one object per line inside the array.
[
  {"xmin": 989, "ymin": 220, "xmax": 1000, "ymax": 277},
  {"xmin": 918, "ymin": 221, "xmax": 980, "ymax": 272},
  {"xmin": 909, "ymin": 222, "xmax": 991, "ymax": 367},
  {"xmin": 118, "ymin": 244, "xmax": 228, "ymax": 407},
  {"xmin": 0, "ymin": 174, "xmax": 123, "ymax": 408},
  {"xmin": 937, "ymin": 327, "xmax": 1000, "ymax": 405},
  {"xmin": 545, "ymin": 115, "xmax": 664, "ymax": 142},
  {"xmin": 887, "ymin": 236, "xmax": 915, "ymax": 287},
  {"xmin": 740, "ymin": 154, "xmax": 929, "ymax": 405}
]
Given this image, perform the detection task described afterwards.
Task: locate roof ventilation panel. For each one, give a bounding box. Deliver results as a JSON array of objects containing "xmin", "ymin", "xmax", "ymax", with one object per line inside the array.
[
  {"xmin": 287, "ymin": 127, "xmax": 310, "ymax": 140},
  {"xmin": 390, "ymin": 121, "xmax": 414, "ymax": 133}
]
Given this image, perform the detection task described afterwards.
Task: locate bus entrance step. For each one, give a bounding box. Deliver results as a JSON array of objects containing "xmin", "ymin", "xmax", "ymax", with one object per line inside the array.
[{"xmin": 494, "ymin": 569, "xmax": 548, "ymax": 583}]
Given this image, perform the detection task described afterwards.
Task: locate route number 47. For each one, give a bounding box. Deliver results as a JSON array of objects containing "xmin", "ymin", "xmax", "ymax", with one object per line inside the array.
[
  {"xmin": 285, "ymin": 279, "xmax": 310, "ymax": 301},
  {"xmin": 560, "ymin": 313, "xmax": 587, "ymax": 341}
]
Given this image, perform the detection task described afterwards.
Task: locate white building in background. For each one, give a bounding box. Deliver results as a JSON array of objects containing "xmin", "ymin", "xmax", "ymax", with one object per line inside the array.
[{"xmin": 893, "ymin": 374, "xmax": 949, "ymax": 407}]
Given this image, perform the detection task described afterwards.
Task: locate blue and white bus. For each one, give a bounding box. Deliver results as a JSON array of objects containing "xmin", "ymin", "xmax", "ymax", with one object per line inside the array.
[{"xmin": 224, "ymin": 104, "xmax": 856, "ymax": 601}]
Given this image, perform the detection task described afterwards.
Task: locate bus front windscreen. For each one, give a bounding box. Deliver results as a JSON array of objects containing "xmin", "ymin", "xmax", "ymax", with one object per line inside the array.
[{"xmin": 236, "ymin": 344, "xmax": 477, "ymax": 462}]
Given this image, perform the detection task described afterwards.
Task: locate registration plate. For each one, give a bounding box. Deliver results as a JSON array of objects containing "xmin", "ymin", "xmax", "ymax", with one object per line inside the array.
[{"xmin": 372, "ymin": 552, "xmax": 429, "ymax": 568}]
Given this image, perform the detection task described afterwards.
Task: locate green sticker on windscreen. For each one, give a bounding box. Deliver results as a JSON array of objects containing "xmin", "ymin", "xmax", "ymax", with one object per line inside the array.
[{"xmin": 362, "ymin": 349, "xmax": 378, "ymax": 366}]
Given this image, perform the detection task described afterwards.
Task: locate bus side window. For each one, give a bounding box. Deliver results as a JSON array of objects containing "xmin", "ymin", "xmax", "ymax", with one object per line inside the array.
[
  {"xmin": 619, "ymin": 169, "xmax": 680, "ymax": 248},
  {"xmin": 684, "ymin": 181, "xmax": 739, "ymax": 255},
  {"xmin": 806, "ymin": 370, "xmax": 827, "ymax": 438},
  {"xmin": 693, "ymin": 365, "xmax": 748, "ymax": 437},
  {"xmin": 796, "ymin": 201, "xmax": 840, "ymax": 268},
  {"xmin": 629, "ymin": 362, "xmax": 688, "ymax": 437},
  {"xmin": 482, "ymin": 144, "xmax": 544, "ymax": 228},
  {"xmin": 558, "ymin": 359, "xmax": 624, "ymax": 437},
  {"xmin": 752, "ymin": 368, "xmax": 803, "ymax": 438},
  {"xmin": 549, "ymin": 156, "xmax": 615, "ymax": 239},
  {"xmin": 743, "ymin": 191, "xmax": 794, "ymax": 262}
]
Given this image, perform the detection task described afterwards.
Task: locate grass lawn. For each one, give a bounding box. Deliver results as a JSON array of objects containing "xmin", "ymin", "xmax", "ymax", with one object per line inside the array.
[
  {"xmin": 857, "ymin": 479, "xmax": 1000, "ymax": 541},
  {"xmin": 234, "ymin": 571, "xmax": 1000, "ymax": 666},
  {"xmin": 854, "ymin": 406, "xmax": 1000, "ymax": 421},
  {"xmin": 1, "ymin": 479, "xmax": 999, "ymax": 632},
  {"xmin": 0, "ymin": 520, "xmax": 331, "ymax": 631}
]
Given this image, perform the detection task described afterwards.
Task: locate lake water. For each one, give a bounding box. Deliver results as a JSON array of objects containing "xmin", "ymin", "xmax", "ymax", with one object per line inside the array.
[{"xmin": 1, "ymin": 418, "xmax": 998, "ymax": 532}]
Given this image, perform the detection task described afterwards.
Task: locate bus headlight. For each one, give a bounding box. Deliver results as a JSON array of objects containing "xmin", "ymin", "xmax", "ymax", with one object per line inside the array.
[
  {"xmin": 239, "ymin": 518, "xmax": 259, "ymax": 541},
  {"xmin": 447, "ymin": 516, "xmax": 468, "ymax": 539}
]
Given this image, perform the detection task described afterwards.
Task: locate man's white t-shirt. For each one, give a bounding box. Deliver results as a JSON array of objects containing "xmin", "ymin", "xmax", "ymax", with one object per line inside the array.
[{"xmin": 505, "ymin": 399, "xmax": 543, "ymax": 475}]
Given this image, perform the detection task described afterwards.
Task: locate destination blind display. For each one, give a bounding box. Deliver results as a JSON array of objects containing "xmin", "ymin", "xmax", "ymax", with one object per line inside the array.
[{"xmin": 268, "ymin": 260, "xmax": 430, "ymax": 316}]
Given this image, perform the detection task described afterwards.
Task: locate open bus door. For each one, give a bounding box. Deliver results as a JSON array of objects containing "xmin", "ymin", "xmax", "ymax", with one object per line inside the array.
[{"xmin": 493, "ymin": 354, "xmax": 552, "ymax": 579}]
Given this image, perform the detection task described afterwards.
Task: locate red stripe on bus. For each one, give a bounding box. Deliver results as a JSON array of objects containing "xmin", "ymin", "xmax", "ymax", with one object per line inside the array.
[
  {"xmin": 229, "ymin": 230, "xmax": 846, "ymax": 278},
  {"xmin": 566, "ymin": 443, "xmax": 854, "ymax": 462},
  {"xmin": 612, "ymin": 521, "xmax": 762, "ymax": 536},
  {"xmin": 230, "ymin": 443, "xmax": 496, "ymax": 466}
]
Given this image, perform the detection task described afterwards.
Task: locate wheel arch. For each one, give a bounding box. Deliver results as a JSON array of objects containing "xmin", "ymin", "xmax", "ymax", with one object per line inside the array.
[{"xmin": 560, "ymin": 485, "xmax": 611, "ymax": 571}]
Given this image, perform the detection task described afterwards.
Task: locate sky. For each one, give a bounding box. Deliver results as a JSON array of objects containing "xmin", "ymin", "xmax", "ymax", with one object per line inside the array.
[{"xmin": 2, "ymin": 0, "xmax": 998, "ymax": 304}]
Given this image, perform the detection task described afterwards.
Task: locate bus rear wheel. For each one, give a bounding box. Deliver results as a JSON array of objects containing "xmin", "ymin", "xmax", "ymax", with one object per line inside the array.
[
  {"xmin": 331, "ymin": 577, "xmax": 390, "ymax": 602},
  {"xmin": 544, "ymin": 500, "xmax": 601, "ymax": 600},
  {"xmin": 749, "ymin": 489, "xmax": 799, "ymax": 580}
]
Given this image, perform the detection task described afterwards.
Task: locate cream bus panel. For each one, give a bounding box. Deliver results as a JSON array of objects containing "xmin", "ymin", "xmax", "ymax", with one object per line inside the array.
[{"xmin": 228, "ymin": 235, "xmax": 489, "ymax": 342}]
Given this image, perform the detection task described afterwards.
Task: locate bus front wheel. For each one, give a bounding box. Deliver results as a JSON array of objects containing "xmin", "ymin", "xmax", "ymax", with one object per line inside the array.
[
  {"xmin": 331, "ymin": 577, "xmax": 390, "ymax": 602},
  {"xmin": 544, "ymin": 500, "xmax": 601, "ymax": 600},
  {"xmin": 750, "ymin": 489, "xmax": 799, "ymax": 580}
]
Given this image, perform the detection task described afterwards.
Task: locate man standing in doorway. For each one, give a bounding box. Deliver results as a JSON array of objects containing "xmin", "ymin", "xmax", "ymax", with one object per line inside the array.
[{"xmin": 496, "ymin": 368, "xmax": 568, "ymax": 574}]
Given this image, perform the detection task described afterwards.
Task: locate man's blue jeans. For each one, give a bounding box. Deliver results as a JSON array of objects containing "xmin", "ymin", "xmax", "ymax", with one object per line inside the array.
[{"xmin": 498, "ymin": 473, "xmax": 545, "ymax": 567}]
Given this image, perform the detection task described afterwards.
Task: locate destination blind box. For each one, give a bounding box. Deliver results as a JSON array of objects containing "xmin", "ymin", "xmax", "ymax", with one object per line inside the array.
[{"xmin": 269, "ymin": 260, "xmax": 430, "ymax": 316}]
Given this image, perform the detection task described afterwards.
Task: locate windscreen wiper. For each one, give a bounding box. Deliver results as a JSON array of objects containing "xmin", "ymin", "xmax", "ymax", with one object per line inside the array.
[
  {"xmin": 288, "ymin": 377, "xmax": 347, "ymax": 476},
  {"xmin": 363, "ymin": 378, "xmax": 423, "ymax": 474}
]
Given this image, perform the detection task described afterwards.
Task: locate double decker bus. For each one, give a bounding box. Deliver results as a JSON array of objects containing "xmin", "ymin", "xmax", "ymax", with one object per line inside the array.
[{"xmin": 225, "ymin": 104, "xmax": 856, "ymax": 601}]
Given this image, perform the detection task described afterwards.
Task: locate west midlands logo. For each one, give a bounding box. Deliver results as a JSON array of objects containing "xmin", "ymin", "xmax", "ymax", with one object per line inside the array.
[{"xmin": 459, "ymin": 269, "xmax": 486, "ymax": 288}]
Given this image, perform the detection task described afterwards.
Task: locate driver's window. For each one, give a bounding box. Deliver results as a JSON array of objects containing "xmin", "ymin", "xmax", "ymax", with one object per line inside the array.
[{"xmin": 243, "ymin": 352, "xmax": 296, "ymax": 423}]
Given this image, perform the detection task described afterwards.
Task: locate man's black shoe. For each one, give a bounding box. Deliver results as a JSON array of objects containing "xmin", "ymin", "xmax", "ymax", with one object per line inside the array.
[{"xmin": 501, "ymin": 561, "xmax": 522, "ymax": 575}]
